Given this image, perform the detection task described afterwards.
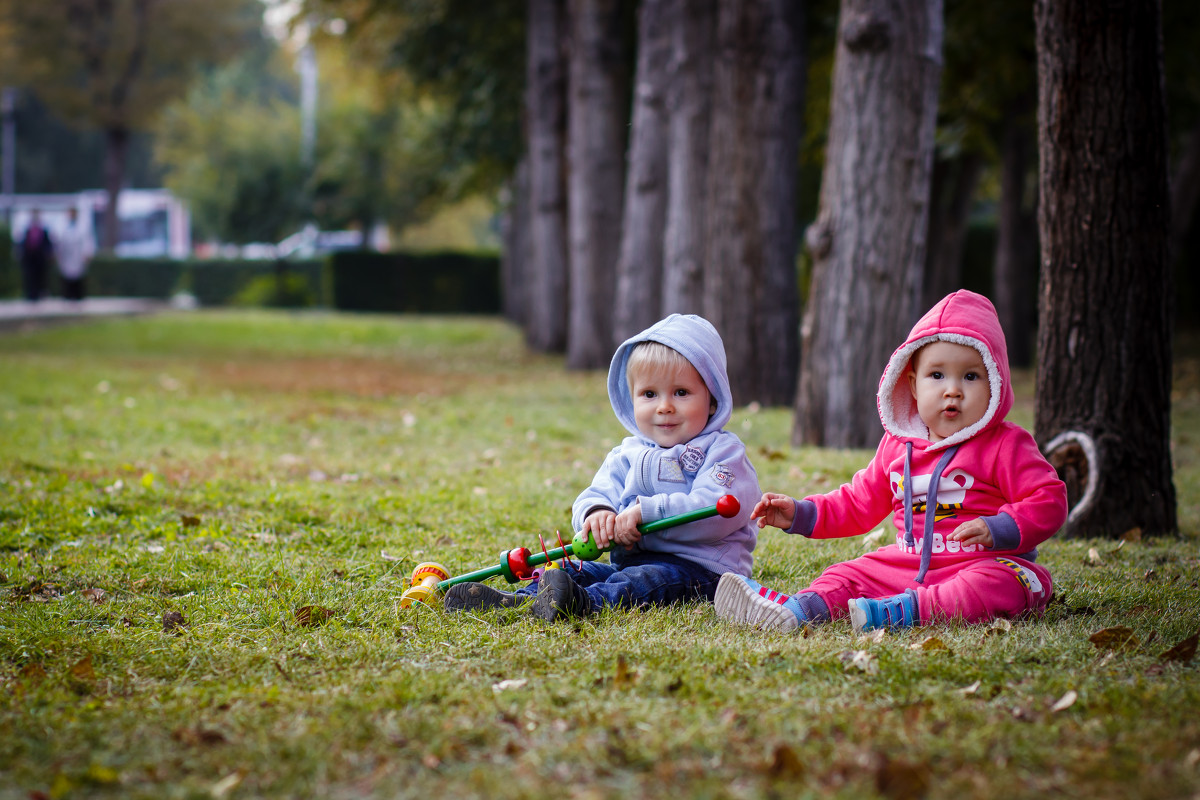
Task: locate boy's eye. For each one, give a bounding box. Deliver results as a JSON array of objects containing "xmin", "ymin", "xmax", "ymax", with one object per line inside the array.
[
  {"xmin": 641, "ymin": 390, "xmax": 657, "ymax": 399},
  {"xmin": 674, "ymin": 388, "xmax": 689, "ymax": 397}
]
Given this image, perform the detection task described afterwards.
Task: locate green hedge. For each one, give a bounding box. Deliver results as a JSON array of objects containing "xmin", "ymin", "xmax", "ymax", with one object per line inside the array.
[
  {"xmin": 0, "ymin": 225, "xmax": 15, "ymax": 298},
  {"xmin": 86, "ymin": 257, "xmax": 327, "ymax": 307},
  {"xmin": 328, "ymin": 250, "xmax": 501, "ymax": 314},
  {"xmin": 78, "ymin": 250, "xmax": 501, "ymax": 313}
]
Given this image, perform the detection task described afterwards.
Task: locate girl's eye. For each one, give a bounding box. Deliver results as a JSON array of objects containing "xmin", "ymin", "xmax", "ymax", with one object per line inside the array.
[
  {"xmin": 929, "ymin": 371, "xmax": 943, "ymax": 380},
  {"xmin": 965, "ymin": 372, "xmax": 979, "ymax": 381}
]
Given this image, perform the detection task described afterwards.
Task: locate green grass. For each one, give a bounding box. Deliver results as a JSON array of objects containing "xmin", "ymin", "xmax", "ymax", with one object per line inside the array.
[{"xmin": 1, "ymin": 310, "xmax": 1198, "ymax": 800}]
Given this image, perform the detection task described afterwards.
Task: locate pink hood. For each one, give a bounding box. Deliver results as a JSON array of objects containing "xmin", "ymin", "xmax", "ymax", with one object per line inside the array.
[{"xmin": 876, "ymin": 290, "xmax": 1012, "ymax": 452}]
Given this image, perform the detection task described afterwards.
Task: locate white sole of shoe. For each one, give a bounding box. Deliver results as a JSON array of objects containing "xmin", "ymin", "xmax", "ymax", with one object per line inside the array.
[
  {"xmin": 847, "ymin": 598, "xmax": 869, "ymax": 634},
  {"xmin": 714, "ymin": 573, "xmax": 799, "ymax": 632}
]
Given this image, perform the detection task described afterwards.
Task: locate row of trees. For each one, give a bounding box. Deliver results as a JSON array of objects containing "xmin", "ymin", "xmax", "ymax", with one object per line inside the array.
[
  {"xmin": 313, "ymin": 0, "xmax": 1178, "ymax": 539},
  {"xmin": 0, "ymin": 1, "xmax": 1182, "ymax": 538}
]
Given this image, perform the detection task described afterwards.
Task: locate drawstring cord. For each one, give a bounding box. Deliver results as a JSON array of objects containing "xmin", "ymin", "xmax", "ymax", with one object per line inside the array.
[{"xmin": 905, "ymin": 443, "xmax": 960, "ymax": 584}]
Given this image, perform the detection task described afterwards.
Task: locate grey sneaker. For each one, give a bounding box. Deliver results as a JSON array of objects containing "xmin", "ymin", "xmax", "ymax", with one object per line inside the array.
[
  {"xmin": 531, "ymin": 568, "xmax": 592, "ymax": 621},
  {"xmin": 443, "ymin": 582, "xmax": 528, "ymax": 613}
]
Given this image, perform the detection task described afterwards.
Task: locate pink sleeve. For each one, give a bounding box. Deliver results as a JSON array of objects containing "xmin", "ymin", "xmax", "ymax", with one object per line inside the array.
[
  {"xmin": 992, "ymin": 426, "xmax": 1068, "ymax": 549},
  {"xmin": 806, "ymin": 437, "xmax": 897, "ymax": 540}
]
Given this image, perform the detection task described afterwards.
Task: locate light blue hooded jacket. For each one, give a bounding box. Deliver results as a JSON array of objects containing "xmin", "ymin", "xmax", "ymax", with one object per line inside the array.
[{"xmin": 571, "ymin": 314, "xmax": 760, "ymax": 577}]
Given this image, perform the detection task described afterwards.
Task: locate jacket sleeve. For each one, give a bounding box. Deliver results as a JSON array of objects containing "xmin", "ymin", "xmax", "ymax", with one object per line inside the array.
[
  {"xmin": 985, "ymin": 426, "xmax": 1067, "ymax": 552},
  {"xmin": 571, "ymin": 443, "xmax": 632, "ymax": 532},
  {"xmin": 636, "ymin": 434, "xmax": 760, "ymax": 546},
  {"xmin": 801, "ymin": 436, "xmax": 896, "ymax": 539}
]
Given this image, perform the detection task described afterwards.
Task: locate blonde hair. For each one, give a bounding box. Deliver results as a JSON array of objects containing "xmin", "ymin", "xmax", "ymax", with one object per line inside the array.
[
  {"xmin": 627, "ymin": 341, "xmax": 717, "ymax": 414},
  {"xmin": 626, "ymin": 341, "xmax": 692, "ymax": 379}
]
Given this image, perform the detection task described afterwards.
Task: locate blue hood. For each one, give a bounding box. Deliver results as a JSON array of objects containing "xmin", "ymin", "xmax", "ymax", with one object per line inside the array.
[{"xmin": 607, "ymin": 314, "xmax": 733, "ymax": 441}]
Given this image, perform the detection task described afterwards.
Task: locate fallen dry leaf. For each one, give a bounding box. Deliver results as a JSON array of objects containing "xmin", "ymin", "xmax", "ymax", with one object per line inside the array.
[
  {"xmin": 1159, "ymin": 630, "xmax": 1199, "ymax": 663},
  {"xmin": 840, "ymin": 649, "xmax": 879, "ymax": 674},
  {"xmin": 874, "ymin": 755, "xmax": 932, "ymax": 800},
  {"xmin": 1121, "ymin": 527, "xmax": 1142, "ymax": 543},
  {"xmin": 180, "ymin": 514, "xmax": 201, "ymax": 528},
  {"xmin": 162, "ymin": 610, "xmax": 187, "ymax": 633},
  {"xmin": 294, "ymin": 605, "xmax": 335, "ymax": 627},
  {"xmin": 1050, "ymin": 689, "xmax": 1078, "ymax": 712},
  {"xmin": 172, "ymin": 726, "xmax": 228, "ymax": 746},
  {"xmin": 210, "ymin": 770, "xmax": 245, "ymax": 799},
  {"xmin": 1087, "ymin": 547, "xmax": 1103, "ymax": 565},
  {"xmin": 70, "ymin": 655, "xmax": 95, "ymax": 681},
  {"xmin": 81, "ymin": 587, "xmax": 107, "ymax": 604},
  {"xmin": 1088, "ymin": 626, "xmax": 1139, "ymax": 651},
  {"xmin": 614, "ymin": 653, "xmax": 638, "ymax": 688},
  {"xmin": 958, "ymin": 680, "xmax": 982, "ymax": 696},
  {"xmin": 910, "ymin": 636, "xmax": 951, "ymax": 653},
  {"xmin": 20, "ymin": 662, "xmax": 47, "ymax": 682},
  {"xmin": 766, "ymin": 743, "xmax": 806, "ymax": 779}
]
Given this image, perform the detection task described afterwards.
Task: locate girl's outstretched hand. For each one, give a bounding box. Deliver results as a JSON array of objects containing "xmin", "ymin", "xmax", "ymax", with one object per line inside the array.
[{"xmin": 750, "ymin": 492, "xmax": 795, "ymax": 530}]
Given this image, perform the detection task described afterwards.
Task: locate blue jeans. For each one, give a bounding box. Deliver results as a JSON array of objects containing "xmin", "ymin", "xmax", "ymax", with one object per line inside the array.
[{"xmin": 515, "ymin": 552, "xmax": 722, "ymax": 613}]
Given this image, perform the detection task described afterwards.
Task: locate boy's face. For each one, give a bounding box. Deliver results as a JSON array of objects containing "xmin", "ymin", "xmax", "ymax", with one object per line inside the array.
[
  {"xmin": 907, "ymin": 340, "xmax": 990, "ymax": 442},
  {"xmin": 630, "ymin": 361, "xmax": 714, "ymax": 448}
]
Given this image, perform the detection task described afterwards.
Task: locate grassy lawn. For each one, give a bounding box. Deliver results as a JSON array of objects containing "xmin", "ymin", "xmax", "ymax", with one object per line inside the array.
[{"xmin": 1, "ymin": 311, "xmax": 1198, "ymax": 800}]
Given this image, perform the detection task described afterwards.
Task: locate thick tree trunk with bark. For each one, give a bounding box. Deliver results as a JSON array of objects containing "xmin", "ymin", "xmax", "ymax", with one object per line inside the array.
[
  {"xmin": 703, "ymin": 0, "xmax": 804, "ymax": 406},
  {"xmin": 993, "ymin": 104, "xmax": 1038, "ymax": 368},
  {"xmin": 613, "ymin": 0, "xmax": 673, "ymax": 344},
  {"xmin": 1034, "ymin": 0, "xmax": 1176, "ymax": 537},
  {"xmin": 794, "ymin": 0, "xmax": 943, "ymax": 448},
  {"xmin": 525, "ymin": 0, "xmax": 571, "ymax": 352},
  {"xmin": 566, "ymin": 0, "xmax": 628, "ymax": 368},
  {"xmin": 102, "ymin": 126, "xmax": 130, "ymax": 254},
  {"xmin": 661, "ymin": 0, "xmax": 715, "ymax": 316}
]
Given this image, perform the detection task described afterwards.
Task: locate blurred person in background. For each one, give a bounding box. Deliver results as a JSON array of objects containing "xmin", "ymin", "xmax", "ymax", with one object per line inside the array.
[
  {"xmin": 19, "ymin": 209, "xmax": 54, "ymax": 302},
  {"xmin": 56, "ymin": 208, "xmax": 94, "ymax": 301}
]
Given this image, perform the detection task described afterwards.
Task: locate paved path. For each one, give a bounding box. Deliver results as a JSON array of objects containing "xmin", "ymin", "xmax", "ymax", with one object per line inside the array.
[{"xmin": 0, "ymin": 297, "xmax": 170, "ymax": 332}]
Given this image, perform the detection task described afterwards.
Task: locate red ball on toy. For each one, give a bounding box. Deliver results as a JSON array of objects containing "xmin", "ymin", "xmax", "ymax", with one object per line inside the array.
[{"xmin": 716, "ymin": 494, "xmax": 740, "ymax": 518}]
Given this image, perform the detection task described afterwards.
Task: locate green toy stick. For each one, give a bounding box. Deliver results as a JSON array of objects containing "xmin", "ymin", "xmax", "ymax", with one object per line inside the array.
[{"xmin": 398, "ymin": 495, "xmax": 741, "ymax": 607}]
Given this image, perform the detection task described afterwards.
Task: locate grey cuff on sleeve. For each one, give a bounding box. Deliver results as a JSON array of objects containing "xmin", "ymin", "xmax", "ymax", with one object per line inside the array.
[
  {"xmin": 786, "ymin": 499, "xmax": 818, "ymax": 537},
  {"xmin": 985, "ymin": 512, "xmax": 1021, "ymax": 551}
]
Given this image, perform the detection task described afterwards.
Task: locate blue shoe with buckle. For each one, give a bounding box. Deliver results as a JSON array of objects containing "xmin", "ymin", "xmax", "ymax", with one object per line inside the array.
[{"xmin": 848, "ymin": 592, "xmax": 917, "ymax": 633}]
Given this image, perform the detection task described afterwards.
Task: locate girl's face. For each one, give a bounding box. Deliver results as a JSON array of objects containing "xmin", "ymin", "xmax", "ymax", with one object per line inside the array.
[
  {"xmin": 630, "ymin": 361, "xmax": 714, "ymax": 448},
  {"xmin": 907, "ymin": 341, "xmax": 990, "ymax": 442}
]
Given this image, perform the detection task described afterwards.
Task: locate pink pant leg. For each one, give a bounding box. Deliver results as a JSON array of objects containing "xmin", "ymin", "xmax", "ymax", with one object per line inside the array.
[
  {"xmin": 914, "ymin": 557, "xmax": 1053, "ymax": 624},
  {"xmin": 803, "ymin": 550, "xmax": 1053, "ymax": 625},
  {"xmin": 804, "ymin": 551, "xmax": 919, "ymax": 621}
]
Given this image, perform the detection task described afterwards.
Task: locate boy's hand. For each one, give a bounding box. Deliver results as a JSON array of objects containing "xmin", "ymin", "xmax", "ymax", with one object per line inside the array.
[
  {"xmin": 613, "ymin": 504, "xmax": 643, "ymax": 549},
  {"xmin": 946, "ymin": 517, "xmax": 993, "ymax": 548},
  {"xmin": 750, "ymin": 493, "xmax": 795, "ymax": 530},
  {"xmin": 582, "ymin": 510, "xmax": 617, "ymax": 549}
]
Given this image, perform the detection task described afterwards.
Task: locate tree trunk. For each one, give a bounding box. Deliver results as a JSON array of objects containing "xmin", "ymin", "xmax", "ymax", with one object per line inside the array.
[
  {"xmin": 661, "ymin": 0, "xmax": 715, "ymax": 316},
  {"xmin": 703, "ymin": 0, "xmax": 804, "ymax": 406},
  {"xmin": 993, "ymin": 102, "xmax": 1038, "ymax": 368},
  {"xmin": 102, "ymin": 126, "xmax": 130, "ymax": 254},
  {"xmin": 613, "ymin": 0, "xmax": 673, "ymax": 344},
  {"xmin": 566, "ymin": 0, "xmax": 628, "ymax": 368},
  {"xmin": 1033, "ymin": 0, "xmax": 1176, "ymax": 537},
  {"xmin": 923, "ymin": 150, "xmax": 984, "ymax": 310},
  {"xmin": 794, "ymin": 0, "xmax": 944, "ymax": 448},
  {"xmin": 501, "ymin": 156, "xmax": 531, "ymax": 326},
  {"xmin": 525, "ymin": 0, "xmax": 570, "ymax": 352}
]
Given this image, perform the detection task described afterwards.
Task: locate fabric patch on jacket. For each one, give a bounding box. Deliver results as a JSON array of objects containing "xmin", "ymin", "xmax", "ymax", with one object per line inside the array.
[
  {"xmin": 658, "ymin": 457, "xmax": 686, "ymax": 483},
  {"xmin": 679, "ymin": 445, "xmax": 705, "ymax": 474},
  {"xmin": 710, "ymin": 463, "xmax": 735, "ymax": 487}
]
